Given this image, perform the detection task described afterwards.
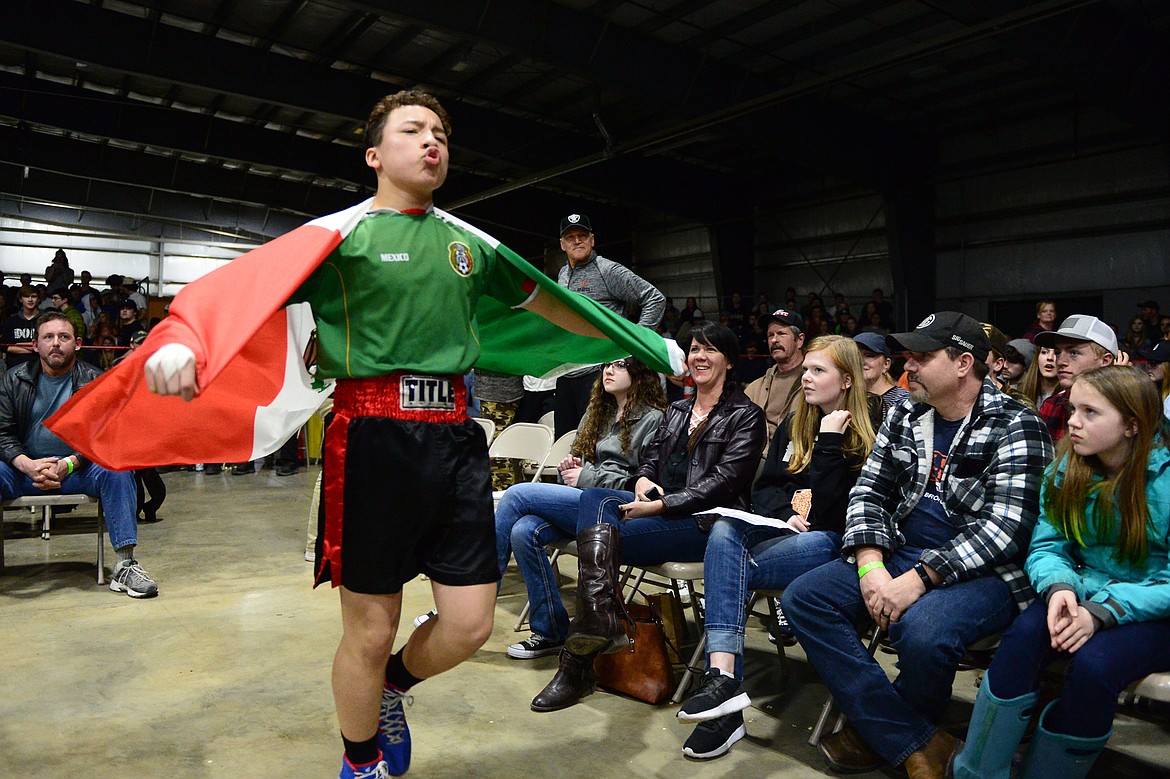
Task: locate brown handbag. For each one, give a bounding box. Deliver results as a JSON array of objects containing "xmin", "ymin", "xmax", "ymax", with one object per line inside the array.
[{"xmin": 593, "ymin": 601, "xmax": 676, "ymax": 705}]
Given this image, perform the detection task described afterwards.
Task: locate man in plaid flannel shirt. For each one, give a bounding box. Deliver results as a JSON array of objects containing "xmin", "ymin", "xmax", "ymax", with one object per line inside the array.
[{"xmin": 783, "ymin": 311, "xmax": 1053, "ymax": 779}]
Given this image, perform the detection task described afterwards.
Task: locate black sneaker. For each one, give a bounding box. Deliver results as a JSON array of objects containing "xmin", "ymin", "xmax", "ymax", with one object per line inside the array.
[
  {"xmin": 682, "ymin": 711, "xmax": 745, "ymax": 760},
  {"xmin": 767, "ymin": 600, "xmax": 797, "ymax": 646},
  {"xmin": 275, "ymin": 462, "xmax": 298, "ymax": 476},
  {"xmin": 507, "ymin": 634, "xmax": 565, "ymax": 659},
  {"xmin": 676, "ymin": 668, "xmax": 750, "ymax": 722}
]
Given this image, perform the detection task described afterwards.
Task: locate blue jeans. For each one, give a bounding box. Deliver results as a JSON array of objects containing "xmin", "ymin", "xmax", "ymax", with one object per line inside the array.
[
  {"xmin": 494, "ymin": 482, "xmax": 581, "ymax": 642},
  {"xmin": 704, "ymin": 519, "xmax": 842, "ymax": 658},
  {"xmin": 987, "ymin": 597, "xmax": 1170, "ymax": 738},
  {"xmin": 0, "ymin": 461, "xmax": 138, "ymax": 550},
  {"xmin": 575, "ymin": 487, "xmax": 710, "ymax": 565},
  {"xmin": 782, "ymin": 550, "xmax": 1016, "ymax": 765}
]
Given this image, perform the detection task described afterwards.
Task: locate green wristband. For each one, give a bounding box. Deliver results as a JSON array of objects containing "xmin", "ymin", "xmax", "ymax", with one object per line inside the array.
[
  {"xmin": 857, "ymin": 560, "xmax": 886, "ymax": 579},
  {"xmin": 65, "ymin": 457, "xmax": 75, "ymax": 475}
]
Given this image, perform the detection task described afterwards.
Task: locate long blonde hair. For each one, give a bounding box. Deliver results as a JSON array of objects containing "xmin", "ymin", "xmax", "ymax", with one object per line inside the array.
[
  {"xmin": 787, "ymin": 335, "xmax": 876, "ymax": 473},
  {"xmin": 1044, "ymin": 366, "xmax": 1169, "ymax": 565}
]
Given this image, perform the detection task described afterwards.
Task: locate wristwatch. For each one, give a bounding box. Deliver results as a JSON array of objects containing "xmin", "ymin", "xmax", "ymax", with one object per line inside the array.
[{"xmin": 912, "ymin": 562, "xmax": 935, "ymax": 591}]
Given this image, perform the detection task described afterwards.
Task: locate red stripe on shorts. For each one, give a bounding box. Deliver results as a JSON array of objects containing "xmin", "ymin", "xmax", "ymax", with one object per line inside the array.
[{"xmin": 316, "ymin": 410, "xmax": 350, "ymax": 587}]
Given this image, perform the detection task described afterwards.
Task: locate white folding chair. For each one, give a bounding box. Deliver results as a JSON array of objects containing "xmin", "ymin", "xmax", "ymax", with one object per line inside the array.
[
  {"xmin": 489, "ymin": 423, "xmax": 554, "ymax": 504},
  {"xmin": 471, "ymin": 416, "xmax": 496, "ymax": 442},
  {"xmin": 537, "ymin": 410, "xmax": 556, "ymax": 432},
  {"xmin": 539, "ymin": 429, "xmax": 577, "ymax": 480}
]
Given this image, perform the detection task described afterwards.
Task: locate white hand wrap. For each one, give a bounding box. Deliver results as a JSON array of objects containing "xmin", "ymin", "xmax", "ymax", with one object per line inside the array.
[{"xmin": 145, "ymin": 343, "xmax": 196, "ymax": 381}]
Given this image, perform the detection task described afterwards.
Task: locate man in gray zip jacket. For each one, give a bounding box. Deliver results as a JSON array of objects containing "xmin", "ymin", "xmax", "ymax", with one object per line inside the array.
[{"xmin": 554, "ymin": 213, "xmax": 665, "ymax": 436}]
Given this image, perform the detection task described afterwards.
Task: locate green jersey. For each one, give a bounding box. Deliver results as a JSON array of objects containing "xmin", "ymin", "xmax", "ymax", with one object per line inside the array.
[{"xmin": 290, "ymin": 208, "xmax": 531, "ymax": 378}]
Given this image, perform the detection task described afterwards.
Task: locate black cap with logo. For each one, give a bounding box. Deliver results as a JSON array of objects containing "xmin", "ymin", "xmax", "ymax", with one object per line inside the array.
[
  {"xmin": 888, "ymin": 311, "xmax": 990, "ymax": 362},
  {"xmin": 559, "ymin": 213, "xmax": 593, "ymax": 236}
]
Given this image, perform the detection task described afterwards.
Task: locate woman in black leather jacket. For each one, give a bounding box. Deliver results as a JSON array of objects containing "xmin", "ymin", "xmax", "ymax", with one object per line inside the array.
[{"xmin": 532, "ymin": 322, "xmax": 766, "ymax": 712}]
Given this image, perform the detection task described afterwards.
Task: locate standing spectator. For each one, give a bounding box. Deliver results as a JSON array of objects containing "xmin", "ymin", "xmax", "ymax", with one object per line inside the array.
[
  {"xmin": 853, "ymin": 332, "xmax": 909, "ymax": 418},
  {"xmin": 554, "ymin": 213, "xmax": 665, "ymax": 437},
  {"xmin": 49, "ymin": 288, "xmax": 86, "ymax": 341},
  {"xmin": 80, "ymin": 292, "xmax": 103, "ymax": 335},
  {"xmin": 679, "ymin": 297, "xmax": 700, "ymax": 324},
  {"xmin": 1154, "ymin": 315, "xmax": 1170, "ymax": 348},
  {"xmin": 76, "ymin": 270, "xmax": 97, "ymax": 303},
  {"xmin": 1140, "ymin": 341, "xmax": 1170, "ymax": 419},
  {"xmin": 2, "ymin": 286, "xmax": 43, "ymax": 371},
  {"xmin": 1137, "ymin": 299, "xmax": 1161, "ymax": 345},
  {"xmin": 44, "ymin": 249, "xmax": 75, "ymax": 290},
  {"xmin": 860, "ymin": 309, "xmax": 889, "ymax": 336},
  {"xmin": 1022, "ymin": 300, "xmax": 1058, "ymax": 343},
  {"xmin": 1035, "ymin": 315, "xmax": 1119, "ymax": 442},
  {"xmin": 474, "ymin": 369, "xmax": 525, "ymax": 491},
  {"xmin": 951, "ymin": 366, "xmax": 1170, "ymax": 779},
  {"xmin": 116, "ymin": 300, "xmax": 146, "ymax": 347},
  {"xmin": 870, "ymin": 288, "xmax": 894, "ymax": 329},
  {"xmin": 744, "ymin": 309, "xmax": 806, "ymax": 457},
  {"xmin": 726, "ymin": 291, "xmax": 750, "ymax": 327},
  {"xmin": 1121, "ymin": 315, "xmax": 1148, "ymax": 358},
  {"xmin": 783, "ymin": 311, "xmax": 1053, "ymax": 778},
  {"xmin": 675, "ymin": 309, "xmax": 704, "ymax": 348},
  {"xmin": 115, "ymin": 331, "xmax": 167, "ymax": 522}
]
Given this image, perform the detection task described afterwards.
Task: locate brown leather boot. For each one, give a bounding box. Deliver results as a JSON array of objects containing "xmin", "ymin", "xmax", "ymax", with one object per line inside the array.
[
  {"xmin": 818, "ymin": 722, "xmax": 883, "ymax": 773},
  {"xmin": 563, "ymin": 523, "xmax": 629, "ymax": 656},
  {"xmin": 903, "ymin": 729, "xmax": 957, "ymax": 779},
  {"xmin": 530, "ymin": 648, "xmax": 598, "ymax": 712}
]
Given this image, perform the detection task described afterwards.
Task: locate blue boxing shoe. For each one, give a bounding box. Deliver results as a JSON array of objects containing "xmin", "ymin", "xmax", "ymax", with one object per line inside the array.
[
  {"xmin": 339, "ymin": 752, "xmax": 389, "ymax": 779},
  {"xmin": 377, "ymin": 685, "xmax": 414, "ymax": 776}
]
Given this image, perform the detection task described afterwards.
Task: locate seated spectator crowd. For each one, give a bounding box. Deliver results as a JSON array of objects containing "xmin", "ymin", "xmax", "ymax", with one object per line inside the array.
[{"xmin": 489, "ymin": 298, "xmax": 1170, "ymax": 779}]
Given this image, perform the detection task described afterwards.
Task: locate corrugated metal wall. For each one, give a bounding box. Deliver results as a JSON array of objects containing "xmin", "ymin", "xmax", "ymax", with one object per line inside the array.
[{"xmin": 629, "ymin": 140, "xmax": 1169, "ymax": 334}]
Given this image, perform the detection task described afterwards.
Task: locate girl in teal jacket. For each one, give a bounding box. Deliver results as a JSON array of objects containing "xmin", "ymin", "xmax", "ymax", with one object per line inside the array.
[{"xmin": 952, "ymin": 365, "xmax": 1170, "ymax": 779}]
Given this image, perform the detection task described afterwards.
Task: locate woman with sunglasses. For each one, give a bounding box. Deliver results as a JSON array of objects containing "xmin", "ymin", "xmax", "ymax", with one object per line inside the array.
[{"xmin": 494, "ymin": 357, "xmax": 666, "ymax": 659}]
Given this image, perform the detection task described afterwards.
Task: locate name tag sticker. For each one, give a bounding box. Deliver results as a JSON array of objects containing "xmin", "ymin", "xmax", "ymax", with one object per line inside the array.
[{"xmin": 400, "ymin": 376, "xmax": 456, "ymax": 410}]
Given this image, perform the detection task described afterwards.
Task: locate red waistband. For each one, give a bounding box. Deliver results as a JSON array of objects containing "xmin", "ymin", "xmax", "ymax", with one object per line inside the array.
[{"xmin": 333, "ymin": 373, "xmax": 467, "ymax": 423}]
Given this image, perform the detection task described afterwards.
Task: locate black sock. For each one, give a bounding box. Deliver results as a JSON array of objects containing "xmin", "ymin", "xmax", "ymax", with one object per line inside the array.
[
  {"xmin": 384, "ymin": 649, "xmax": 424, "ymax": 691},
  {"xmin": 341, "ymin": 734, "xmax": 380, "ymax": 766}
]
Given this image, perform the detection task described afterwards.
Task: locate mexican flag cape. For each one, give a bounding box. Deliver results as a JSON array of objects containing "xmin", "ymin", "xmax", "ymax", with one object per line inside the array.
[{"xmin": 46, "ymin": 199, "xmax": 684, "ymax": 470}]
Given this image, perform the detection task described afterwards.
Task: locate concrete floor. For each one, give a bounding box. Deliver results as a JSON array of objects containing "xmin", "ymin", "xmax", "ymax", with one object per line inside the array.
[{"xmin": 2, "ymin": 466, "xmax": 1168, "ymax": 778}]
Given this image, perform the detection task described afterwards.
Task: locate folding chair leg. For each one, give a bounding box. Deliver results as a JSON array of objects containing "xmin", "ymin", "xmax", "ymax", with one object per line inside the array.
[
  {"xmin": 808, "ymin": 626, "xmax": 884, "ymax": 746},
  {"xmin": 41, "ymin": 505, "xmax": 51, "ymax": 540},
  {"xmin": 622, "ymin": 566, "xmax": 646, "ymax": 605},
  {"xmin": 96, "ymin": 503, "xmax": 106, "ymax": 586},
  {"xmin": 672, "ymin": 632, "xmax": 707, "ymax": 704}
]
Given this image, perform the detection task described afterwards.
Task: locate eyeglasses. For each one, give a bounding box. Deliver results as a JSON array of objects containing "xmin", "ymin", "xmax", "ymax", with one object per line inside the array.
[{"xmin": 603, "ymin": 360, "xmax": 629, "ymax": 372}]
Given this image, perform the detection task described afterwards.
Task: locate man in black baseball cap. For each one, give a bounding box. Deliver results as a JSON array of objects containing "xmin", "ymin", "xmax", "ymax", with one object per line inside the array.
[
  {"xmin": 887, "ymin": 311, "xmax": 990, "ymax": 363},
  {"xmin": 552, "ymin": 212, "xmax": 665, "ymax": 436},
  {"xmin": 784, "ymin": 309, "xmax": 1052, "ymax": 776}
]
